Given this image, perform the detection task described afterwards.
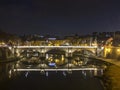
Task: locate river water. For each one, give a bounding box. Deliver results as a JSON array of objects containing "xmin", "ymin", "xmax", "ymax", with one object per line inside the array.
[{"xmin": 0, "ymin": 60, "xmax": 104, "ymax": 90}]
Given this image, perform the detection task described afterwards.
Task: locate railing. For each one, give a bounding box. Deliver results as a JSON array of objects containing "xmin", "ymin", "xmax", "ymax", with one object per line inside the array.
[{"xmin": 14, "ymin": 45, "xmax": 97, "ymax": 49}]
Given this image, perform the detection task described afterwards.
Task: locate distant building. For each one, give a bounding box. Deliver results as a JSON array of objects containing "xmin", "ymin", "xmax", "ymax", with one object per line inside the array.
[{"xmin": 47, "ymin": 38, "xmax": 56, "ymax": 40}]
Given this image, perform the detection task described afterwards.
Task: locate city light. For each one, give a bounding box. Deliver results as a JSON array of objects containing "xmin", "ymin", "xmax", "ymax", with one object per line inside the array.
[
  {"xmin": 105, "ymin": 48, "xmax": 111, "ymax": 52},
  {"xmin": 117, "ymin": 49, "xmax": 120, "ymax": 52}
]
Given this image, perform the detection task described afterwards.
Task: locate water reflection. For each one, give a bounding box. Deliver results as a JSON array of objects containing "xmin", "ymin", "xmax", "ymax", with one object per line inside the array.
[
  {"xmin": 0, "ymin": 60, "xmax": 105, "ymax": 90},
  {"xmin": 0, "ymin": 62, "xmax": 14, "ymax": 83},
  {"xmin": 0, "ymin": 54, "xmax": 106, "ymax": 81},
  {"xmin": 0, "ymin": 62, "xmax": 104, "ymax": 80},
  {"xmin": 0, "ymin": 48, "xmax": 108, "ymax": 90}
]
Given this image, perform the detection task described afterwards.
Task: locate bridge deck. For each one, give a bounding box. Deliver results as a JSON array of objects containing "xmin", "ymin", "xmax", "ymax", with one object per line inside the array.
[{"xmin": 14, "ymin": 46, "xmax": 97, "ymax": 49}]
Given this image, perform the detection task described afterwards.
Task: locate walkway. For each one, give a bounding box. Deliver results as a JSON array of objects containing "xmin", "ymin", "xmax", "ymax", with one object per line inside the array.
[
  {"xmin": 14, "ymin": 45, "xmax": 97, "ymax": 49},
  {"xmin": 91, "ymin": 56, "xmax": 120, "ymax": 67}
]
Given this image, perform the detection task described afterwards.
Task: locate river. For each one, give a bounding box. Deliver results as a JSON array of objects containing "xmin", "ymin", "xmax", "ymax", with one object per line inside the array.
[{"xmin": 0, "ymin": 60, "xmax": 104, "ymax": 90}]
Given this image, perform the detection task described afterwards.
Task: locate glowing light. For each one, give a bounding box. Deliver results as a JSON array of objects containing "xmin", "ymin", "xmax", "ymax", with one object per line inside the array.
[
  {"xmin": 117, "ymin": 49, "xmax": 120, "ymax": 52},
  {"xmin": 49, "ymin": 63, "xmax": 56, "ymax": 66},
  {"xmin": 25, "ymin": 72, "xmax": 29, "ymax": 78},
  {"xmin": 46, "ymin": 72, "xmax": 48, "ymax": 77},
  {"xmin": 55, "ymin": 59, "xmax": 59, "ymax": 63},
  {"xmin": 69, "ymin": 50, "xmax": 72, "ymax": 53},
  {"xmin": 61, "ymin": 55, "xmax": 64, "ymax": 61},
  {"xmin": 8, "ymin": 47, "xmax": 12, "ymax": 50},
  {"xmin": 106, "ymin": 48, "xmax": 111, "ymax": 52},
  {"xmin": 46, "ymin": 54, "xmax": 48, "ymax": 59},
  {"xmin": 8, "ymin": 70, "xmax": 12, "ymax": 78}
]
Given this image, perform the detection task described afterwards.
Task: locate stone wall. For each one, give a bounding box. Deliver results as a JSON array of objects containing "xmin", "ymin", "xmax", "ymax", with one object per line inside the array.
[
  {"xmin": 104, "ymin": 47, "xmax": 120, "ymax": 60},
  {"xmin": 0, "ymin": 47, "xmax": 13, "ymax": 60}
]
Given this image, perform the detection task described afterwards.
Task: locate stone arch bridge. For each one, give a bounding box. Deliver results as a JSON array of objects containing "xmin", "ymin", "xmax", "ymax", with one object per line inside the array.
[{"xmin": 12, "ymin": 46, "xmax": 98, "ymax": 57}]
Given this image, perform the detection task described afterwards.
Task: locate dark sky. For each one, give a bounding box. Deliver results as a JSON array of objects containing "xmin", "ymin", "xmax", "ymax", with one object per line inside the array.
[{"xmin": 0, "ymin": 0, "xmax": 120, "ymax": 36}]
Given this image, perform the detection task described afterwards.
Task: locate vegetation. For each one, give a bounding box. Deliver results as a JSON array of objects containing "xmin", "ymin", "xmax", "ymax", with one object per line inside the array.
[
  {"xmin": 102, "ymin": 65, "xmax": 120, "ymax": 90},
  {"xmin": 0, "ymin": 29, "xmax": 20, "ymax": 44}
]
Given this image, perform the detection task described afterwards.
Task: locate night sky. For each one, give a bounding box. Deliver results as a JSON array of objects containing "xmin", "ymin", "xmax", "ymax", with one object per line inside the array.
[{"xmin": 0, "ymin": 0, "xmax": 120, "ymax": 36}]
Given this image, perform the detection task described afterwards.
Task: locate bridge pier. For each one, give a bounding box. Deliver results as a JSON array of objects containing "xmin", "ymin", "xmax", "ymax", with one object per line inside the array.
[{"xmin": 66, "ymin": 48, "xmax": 73, "ymax": 74}]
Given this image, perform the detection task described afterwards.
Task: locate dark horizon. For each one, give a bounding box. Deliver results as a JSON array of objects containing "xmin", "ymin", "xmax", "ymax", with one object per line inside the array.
[{"xmin": 0, "ymin": 0, "xmax": 120, "ymax": 35}]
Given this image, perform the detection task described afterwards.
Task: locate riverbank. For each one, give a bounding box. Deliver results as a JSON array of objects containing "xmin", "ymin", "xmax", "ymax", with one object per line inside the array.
[
  {"xmin": 90, "ymin": 56, "xmax": 120, "ymax": 67},
  {"xmin": 102, "ymin": 65, "xmax": 120, "ymax": 90},
  {"xmin": 0, "ymin": 57, "xmax": 20, "ymax": 63},
  {"xmin": 89, "ymin": 56, "xmax": 120, "ymax": 90}
]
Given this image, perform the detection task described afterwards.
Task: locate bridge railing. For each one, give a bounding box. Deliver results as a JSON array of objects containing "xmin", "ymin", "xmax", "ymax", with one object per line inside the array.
[{"xmin": 13, "ymin": 45, "xmax": 98, "ymax": 49}]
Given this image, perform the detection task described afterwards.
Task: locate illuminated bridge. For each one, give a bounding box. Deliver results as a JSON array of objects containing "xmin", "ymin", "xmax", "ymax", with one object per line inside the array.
[
  {"xmin": 1, "ymin": 45, "xmax": 97, "ymax": 49},
  {"xmin": 12, "ymin": 45, "xmax": 99, "ymax": 57},
  {"xmin": 0, "ymin": 45, "xmax": 105, "ymax": 76}
]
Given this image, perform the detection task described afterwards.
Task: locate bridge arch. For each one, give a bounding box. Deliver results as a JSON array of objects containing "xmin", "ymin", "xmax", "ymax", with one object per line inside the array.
[
  {"xmin": 46, "ymin": 48, "xmax": 66, "ymax": 54},
  {"xmin": 44, "ymin": 49, "xmax": 67, "ymax": 67},
  {"xmin": 82, "ymin": 49, "xmax": 96, "ymax": 56},
  {"xmin": 45, "ymin": 48, "xmax": 66, "ymax": 54},
  {"xmin": 72, "ymin": 48, "xmax": 96, "ymax": 56},
  {"xmin": 13, "ymin": 46, "xmax": 98, "ymax": 57}
]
